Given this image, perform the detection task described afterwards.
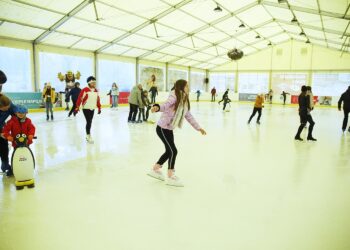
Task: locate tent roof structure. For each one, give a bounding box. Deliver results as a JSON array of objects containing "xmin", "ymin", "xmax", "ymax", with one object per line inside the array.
[{"xmin": 0, "ymin": 0, "xmax": 349, "ymax": 69}]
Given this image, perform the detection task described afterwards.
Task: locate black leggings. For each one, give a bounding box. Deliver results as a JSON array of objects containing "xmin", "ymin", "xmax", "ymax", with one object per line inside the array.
[
  {"xmin": 146, "ymin": 106, "xmax": 151, "ymax": 120},
  {"xmin": 156, "ymin": 126, "xmax": 177, "ymax": 170},
  {"xmin": 295, "ymin": 113, "xmax": 315, "ymax": 138},
  {"xmin": 138, "ymin": 108, "xmax": 145, "ymax": 121},
  {"xmin": 68, "ymin": 101, "xmax": 77, "ymax": 117},
  {"xmin": 83, "ymin": 109, "xmax": 94, "ymax": 135},
  {"xmin": 0, "ymin": 136, "xmax": 9, "ymax": 166},
  {"xmin": 128, "ymin": 104, "xmax": 138, "ymax": 122},
  {"xmin": 248, "ymin": 107, "xmax": 262, "ymax": 122},
  {"xmin": 342, "ymin": 109, "xmax": 350, "ymax": 130},
  {"xmin": 151, "ymin": 94, "xmax": 156, "ymax": 104}
]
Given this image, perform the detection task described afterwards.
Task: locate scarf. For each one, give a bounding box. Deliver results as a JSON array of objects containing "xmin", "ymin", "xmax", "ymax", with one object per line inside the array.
[{"xmin": 171, "ymin": 92, "xmax": 188, "ymax": 129}]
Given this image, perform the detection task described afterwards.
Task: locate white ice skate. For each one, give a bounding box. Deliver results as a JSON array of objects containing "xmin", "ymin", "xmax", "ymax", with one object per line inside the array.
[
  {"xmin": 147, "ymin": 169, "xmax": 165, "ymax": 181},
  {"xmin": 86, "ymin": 135, "xmax": 94, "ymax": 144},
  {"xmin": 166, "ymin": 175, "xmax": 184, "ymax": 187}
]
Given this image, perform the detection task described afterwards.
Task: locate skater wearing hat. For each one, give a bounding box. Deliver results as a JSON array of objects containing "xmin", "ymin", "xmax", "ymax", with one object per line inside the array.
[
  {"xmin": 42, "ymin": 82, "xmax": 56, "ymax": 121},
  {"xmin": 2, "ymin": 105, "xmax": 35, "ymax": 148},
  {"xmin": 75, "ymin": 76, "xmax": 101, "ymax": 144}
]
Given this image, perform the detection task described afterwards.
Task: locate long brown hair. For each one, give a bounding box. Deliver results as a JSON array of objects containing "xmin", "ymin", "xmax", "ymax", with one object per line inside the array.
[
  {"xmin": 174, "ymin": 79, "xmax": 190, "ymax": 112},
  {"xmin": 0, "ymin": 93, "xmax": 10, "ymax": 108}
]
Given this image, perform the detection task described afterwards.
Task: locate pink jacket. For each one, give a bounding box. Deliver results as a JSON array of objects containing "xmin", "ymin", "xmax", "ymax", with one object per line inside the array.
[{"xmin": 157, "ymin": 91, "xmax": 201, "ymax": 131}]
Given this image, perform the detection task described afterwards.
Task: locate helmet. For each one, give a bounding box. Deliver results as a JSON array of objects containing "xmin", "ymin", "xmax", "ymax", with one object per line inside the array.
[{"xmin": 15, "ymin": 105, "xmax": 28, "ymax": 114}]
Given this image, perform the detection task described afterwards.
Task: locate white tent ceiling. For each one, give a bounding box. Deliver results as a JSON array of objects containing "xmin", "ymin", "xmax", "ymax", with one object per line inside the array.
[{"xmin": 0, "ymin": 0, "xmax": 349, "ymax": 70}]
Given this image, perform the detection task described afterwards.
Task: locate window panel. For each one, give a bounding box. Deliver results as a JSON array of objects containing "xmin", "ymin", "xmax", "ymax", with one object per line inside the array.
[
  {"xmin": 271, "ymin": 73, "xmax": 307, "ymax": 95},
  {"xmin": 39, "ymin": 52, "xmax": 93, "ymax": 92},
  {"xmin": 168, "ymin": 68, "xmax": 188, "ymax": 91},
  {"xmin": 0, "ymin": 46, "xmax": 32, "ymax": 92},
  {"xmin": 312, "ymin": 73, "xmax": 350, "ymax": 96},
  {"xmin": 98, "ymin": 59, "xmax": 136, "ymax": 92},
  {"xmin": 190, "ymin": 71, "xmax": 206, "ymax": 92},
  {"xmin": 238, "ymin": 72, "xmax": 269, "ymax": 94},
  {"xmin": 209, "ymin": 73, "xmax": 235, "ymax": 92}
]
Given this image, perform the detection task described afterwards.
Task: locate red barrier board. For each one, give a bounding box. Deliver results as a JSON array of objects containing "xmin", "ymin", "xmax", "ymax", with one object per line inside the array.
[
  {"xmin": 291, "ymin": 95, "xmax": 318, "ymax": 104},
  {"xmin": 109, "ymin": 92, "xmax": 130, "ymax": 104}
]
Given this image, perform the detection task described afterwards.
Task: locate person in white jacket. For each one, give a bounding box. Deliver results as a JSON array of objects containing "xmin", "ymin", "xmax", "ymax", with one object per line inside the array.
[{"xmin": 75, "ymin": 76, "xmax": 101, "ymax": 144}]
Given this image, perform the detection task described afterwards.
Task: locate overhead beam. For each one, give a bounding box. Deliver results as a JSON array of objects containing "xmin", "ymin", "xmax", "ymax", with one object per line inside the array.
[
  {"xmin": 168, "ymin": 19, "xmax": 274, "ymax": 64},
  {"xmin": 275, "ymin": 18, "xmax": 350, "ymax": 37},
  {"xmin": 34, "ymin": 0, "xmax": 93, "ymax": 44},
  {"xmin": 139, "ymin": 1, "xmax": 259, "ymax": 59},
  {"xmin": 191, "ymin": 31, "xmax": 286, "ymax": 68},
  {"xmin": 315, "ymin": 0, "xmax": 328, "ymax": 47},
  {"xmin": 96, "ymin": 0, "xmax": 193, "ymax": 53},
  {"xmin": 262, "ymin": 1, "xmax": 350, "ymax": 20}
]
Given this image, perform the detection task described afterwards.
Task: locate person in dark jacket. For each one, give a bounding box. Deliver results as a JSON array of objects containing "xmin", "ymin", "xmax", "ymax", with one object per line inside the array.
[
  {"xmin": 295, "ymin": 85, "xmax": 316, "ymax": 141},
  {"xmin": 68, "ymin": 82, "xmax": 81, "ymax": 117},
  {"xmin": 0, "ymin": 70, "xmax": 7, "ymax": 92},
  {"xmin": 0, "ymin": 93, "xmax": 17, "ymax": 176},
  {"xmin": 338, "ymin": 86, "xmax": 350, "ymax": 132},
  {"xmin": 150, "ymin": 86, "xmax": 158, "ymax": 104},
  {"xmin": 64, "ymin": 87, "xmax": 70, "ymax": 111},
  {"xmin": 218, "ymin": 89, "xmax": 229, "ymax": 105},
  {"xmin": 281, "ymin": 91, "xmax": 290, "ymax": 105},
  {"xmin": 211, "ymin": 87, "xmax": 216, "ymax": 102}
]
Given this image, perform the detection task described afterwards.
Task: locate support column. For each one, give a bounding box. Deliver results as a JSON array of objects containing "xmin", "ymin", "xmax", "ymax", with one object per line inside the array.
[
  {"xmin": 32, "ymin": 43, "xmax": 38, "ymax": 91},
  {"xmin": 136, "ymin": 57, "xmax": 139, "ymax": 84},
  {"xmin": 94, "ymin": 52, "xmax": 98, "ymax": 84},
  {"xmin": 165, "ymin": 62, "xmax": 169, "ymax": 91},
  {"xmin": 234, "ymin": 62, "xmax": 238, "ymax": 93}
]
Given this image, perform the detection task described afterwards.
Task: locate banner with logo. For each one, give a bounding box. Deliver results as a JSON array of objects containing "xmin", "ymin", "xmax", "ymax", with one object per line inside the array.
[
  {"xmin": 239, "ymin": 93, "xmax": 257, "ymax": 102},
  {"xmin": 4, "ymin": 92, "xmax": 43, "ymax": 109}
]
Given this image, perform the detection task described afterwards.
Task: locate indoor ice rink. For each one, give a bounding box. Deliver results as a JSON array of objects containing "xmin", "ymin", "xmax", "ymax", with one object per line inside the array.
[{"xmin": 0, "ymin": 0, "xmax": 350, "ymax": 250}]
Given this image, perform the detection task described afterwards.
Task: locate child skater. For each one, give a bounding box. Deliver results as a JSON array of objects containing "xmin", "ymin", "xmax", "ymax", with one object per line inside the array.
[
  {"xmin": 75, "ymin": 76, "xmax": 101, "ymax": 144},
  {"xmin": 142, "ymin": 90, "xmax": 152, "ymax": 122},
  {"xmin": 148, "ymin": 79, "xmax": 207, "ymax": 187},
  {"xmin": 248, "ymin": 94, "xmax": 264, "ymax": 124},
  {"xmin": 222, "ymin": 94, "xmax": 231, "ymax": 111},
  {"xmin": 2, "ymin": 105, "xmax": 35, "ymax": 149}
]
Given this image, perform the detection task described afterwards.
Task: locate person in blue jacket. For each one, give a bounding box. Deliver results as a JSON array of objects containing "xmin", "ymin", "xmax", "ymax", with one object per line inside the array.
[
  {"xmin": 68, "ymin": 82, "xmax": 81, "ymax": 117},
  {"xmin": 0, "ymin": 93, "xmax": 17, "ymax": 176}
]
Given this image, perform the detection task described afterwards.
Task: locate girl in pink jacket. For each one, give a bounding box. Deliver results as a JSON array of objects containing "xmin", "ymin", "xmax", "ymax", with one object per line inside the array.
[{"xmin": 148, "ymin": 79, "xmax": 206, "ymax": 187}]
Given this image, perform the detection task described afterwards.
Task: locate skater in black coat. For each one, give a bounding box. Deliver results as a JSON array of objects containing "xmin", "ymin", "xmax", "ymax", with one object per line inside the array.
[
  {"xmin": 68, "ymin": 82, "xmax": 81, "ymax": 117},
  {"xmin": 295, "ymin": 86, "xmax": 316, "ymax": 141},
  {"xmin": 338, "ymin": 86, "xmax": 350, "ymax": 132},
  {"xmin": 218, "ymin": 89, "xmax": 229, "ymax": 105}
]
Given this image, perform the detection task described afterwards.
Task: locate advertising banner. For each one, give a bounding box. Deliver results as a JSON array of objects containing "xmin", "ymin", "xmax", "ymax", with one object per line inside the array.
[
  {"xmin": 4, "ymin": 92, "xmax": 43, "ymax": 109},
  {"xmin": 239, "ymin": 93, "xmax": 257, "ymax": 102}
]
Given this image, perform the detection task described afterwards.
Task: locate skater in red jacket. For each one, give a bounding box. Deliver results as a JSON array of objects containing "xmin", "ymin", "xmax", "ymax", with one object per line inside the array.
[
  {"xmin": 75, "ymin": 76, "xmax": 101, "ymax": 144},
  {"xmin": 2, "ymin": 105, "xmax": 35, "ymax": 148}
]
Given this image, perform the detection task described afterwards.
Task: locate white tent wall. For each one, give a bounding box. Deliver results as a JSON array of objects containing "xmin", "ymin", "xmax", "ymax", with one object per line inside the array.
[
  {"xmin": 211, "ymin": 40, "xmax": 350, "ymax": 106},
  {"xmin": 212, "ymin": 40, "xmax": 350, "ymax": 71}
]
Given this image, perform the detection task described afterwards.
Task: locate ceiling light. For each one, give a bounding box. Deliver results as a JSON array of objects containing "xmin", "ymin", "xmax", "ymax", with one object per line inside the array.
[
  {"xmin": 306, "ymin": 39, "xmax": 311, "ymax": 44},
  {"xmin": 255, "ymin": 35, "xmax": 261, "ymax": 39},
  {"xmin": 299, "ymin": 31, "xmax": 305, "ymax": 36},
  {"xmin": 291, "ymin": 17, "xmax": 298, "ymax": 23},
  {"xmin": 214, "ymin": 3, "xmax": 222, "ymax": 12},
  {"xmin": 239, "ymin": 23, "xmax": 245, "ymax": 28}
]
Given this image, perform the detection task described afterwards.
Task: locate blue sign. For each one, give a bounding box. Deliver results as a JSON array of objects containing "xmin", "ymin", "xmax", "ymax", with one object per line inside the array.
[{"xmin": 3, "ymin": 92, "xmax": 43, "ymax": 109}]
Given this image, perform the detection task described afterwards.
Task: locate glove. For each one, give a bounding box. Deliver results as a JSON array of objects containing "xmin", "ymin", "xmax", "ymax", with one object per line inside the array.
[
  {"xmin": 7, "ymin": 136, "xmax": 13, "ymax": 142},
  {"xmin": 98, "ymin": 109, "xmax": 101, "ymax": 115}
]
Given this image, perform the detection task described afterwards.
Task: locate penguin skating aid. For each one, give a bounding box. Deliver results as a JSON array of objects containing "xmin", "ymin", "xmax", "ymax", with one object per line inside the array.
[{"xmin": 11, "ymin": 134, "xmax": 36, "ymax": 190}]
